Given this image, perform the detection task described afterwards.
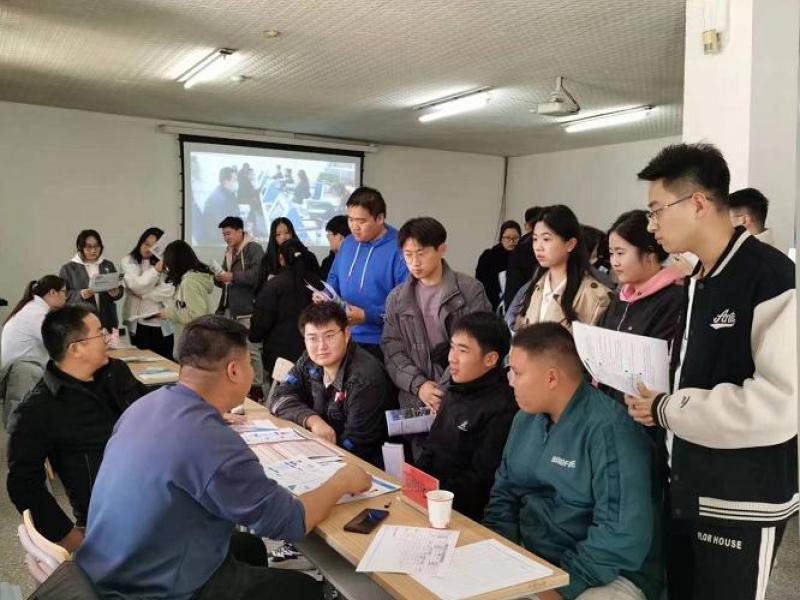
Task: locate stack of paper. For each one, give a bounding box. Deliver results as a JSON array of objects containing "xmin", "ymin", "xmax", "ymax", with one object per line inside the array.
[
  {"xmin": 411, "ymin": 539, "xmax": 554, "ymax": 600},
  {"xmin": 137, "ymin": 367, "xmax": 179, "ymax": 383},
  {"xmin": 357, "ymin": 525, "xmax": 459, "ymax": 576},
  {"xmin": 118, "ymin": 355, "xmax": 163, "ymax": 364},
  {"xmin": 385, "ymin": 406, "xmax": 434, "ymax": 436}
]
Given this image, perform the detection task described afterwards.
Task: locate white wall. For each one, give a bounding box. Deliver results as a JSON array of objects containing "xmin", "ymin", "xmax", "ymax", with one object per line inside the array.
[
  {"xmin": 505, "ymin": 136, "xmax": 680, "ymax": 230},
  {"xmin": 0, "ymin": 101, "xmax": 505, "ymax": 320}
]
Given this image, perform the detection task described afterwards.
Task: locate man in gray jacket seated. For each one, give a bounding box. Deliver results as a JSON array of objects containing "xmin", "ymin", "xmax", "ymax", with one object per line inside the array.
[
  {"xmin": 381, "ymin": 216, "xmax": 490, "ymax": 460},
  {"xmin": 269, "ymin": 301, "xmax": 393, "ymax": 467}
]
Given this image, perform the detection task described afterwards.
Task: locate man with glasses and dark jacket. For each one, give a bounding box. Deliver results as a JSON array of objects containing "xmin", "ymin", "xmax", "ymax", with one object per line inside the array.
[
  {"xmin": 6, "ymin": 305, "xmax": 145, "ymax": 551},
  {"xmin": 269, "ymin": 301, "xmax": 393, "ymax": 467}
]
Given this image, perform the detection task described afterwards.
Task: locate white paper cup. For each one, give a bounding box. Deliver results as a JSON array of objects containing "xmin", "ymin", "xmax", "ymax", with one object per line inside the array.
[{"xmin": 426, "ymin": 490, "xmax": 454, "ymax": 529}]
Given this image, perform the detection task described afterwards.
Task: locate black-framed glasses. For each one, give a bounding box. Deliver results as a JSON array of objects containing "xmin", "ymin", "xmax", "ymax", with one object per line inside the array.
[
  {"xmin": 647, "ymin": 193, "xmax": 694, "ymax": 223},
  {"xmin": 71, "ymin": 328, "xmax": 110, "ymax": 345}
]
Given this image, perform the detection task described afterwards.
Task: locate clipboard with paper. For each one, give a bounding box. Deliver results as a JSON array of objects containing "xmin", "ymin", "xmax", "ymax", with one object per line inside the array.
[
  {"xmin": 572, "ymin": 322, "xmax": 670, "ymax": 397},
  {"xmin": 89, "ymin": 272, "xmax": 123, "ymax": 293}
]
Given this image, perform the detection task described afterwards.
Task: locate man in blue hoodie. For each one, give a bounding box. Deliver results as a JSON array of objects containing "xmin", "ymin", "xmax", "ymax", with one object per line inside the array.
[
  {"xmin": 325, "ymin": 186, "xmax": 408, "ymax": 361},
  {"xmin": 484, "ymin": 322, "xmax": 663, "ymax": 600}
]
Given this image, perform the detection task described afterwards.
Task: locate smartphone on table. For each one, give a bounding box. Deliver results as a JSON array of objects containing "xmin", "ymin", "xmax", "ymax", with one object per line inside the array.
[{"xmin": 343, "ymin": 508, "xmax": 389, "ymax": 534}]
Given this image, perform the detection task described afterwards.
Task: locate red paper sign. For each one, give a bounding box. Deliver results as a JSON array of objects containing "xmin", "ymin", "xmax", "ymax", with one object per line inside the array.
[{"xmin": 402, "ymin": 463, "xmax": 439, "ymax": 512}]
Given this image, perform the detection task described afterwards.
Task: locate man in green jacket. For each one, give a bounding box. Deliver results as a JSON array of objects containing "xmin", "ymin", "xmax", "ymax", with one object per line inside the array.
[{"xmin": 484, "ymin": 322, "xmax": 663, "ymax": 600}]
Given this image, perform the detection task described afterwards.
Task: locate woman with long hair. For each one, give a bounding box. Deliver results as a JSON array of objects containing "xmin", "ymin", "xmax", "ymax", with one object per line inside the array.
[
  {"xmin": 250, "ymin": 238, "xmax": 320, "ymax": 376},
  {"xmin": 121, "ymin": 227, "xmax": 176, "ymax": 359},
  {"xmin": 261, "ymin": 217, "xmax": 320, "ymax": 281},
  {"xmin": 1, "ymin": 275, "xmax": 66, "ymax": 367},
  {"xmin": 512, "ymin": 205, "xmax": 612, "ymax": 332},
  {"xmin": 475, "ymin": 220, "xmax": 522, "ymax": 313},
  {"xmin": 158, "ymin": 241, "xmax": 214, "ymax": 350},
  {"xmin": 59, "ymin": 229, "xmax": 124, "ymax": 331}
]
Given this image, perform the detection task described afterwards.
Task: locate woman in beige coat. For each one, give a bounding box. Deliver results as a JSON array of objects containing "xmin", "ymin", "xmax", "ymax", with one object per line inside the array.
[{"xmin": 513, "ymin": 205, "xmax": 611, "ymax": 332}]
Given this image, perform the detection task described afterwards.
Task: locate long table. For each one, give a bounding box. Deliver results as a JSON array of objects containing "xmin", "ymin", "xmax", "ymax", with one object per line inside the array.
[{"xmin": 109, "ymin": 348, "xmax": 569, "ymax": 599}]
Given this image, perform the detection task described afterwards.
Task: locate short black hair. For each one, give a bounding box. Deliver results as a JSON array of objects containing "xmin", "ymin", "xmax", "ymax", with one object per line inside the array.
[
  {"xmin": 298, "ymin": 302, "xmax": 348, "ymax": 333},
  {"xmin": 728, "ymin": 187, "xmax": 769, "ymax": 227},
  {"xmin": 325, "ymin": 215, "xmax": 350, "ymax": 237},
  {"xmin": 346, "ymin": 186, "xmax": 386, "ymax": 218},
  {"xmin": 397, "ymin": 217, "xmax": 447, "ymax": 249},
  {"xmin": 218, "ymin": 216, "xmax": 244, "ymax": 230},
  {"xmin": 524, "ymin": 206, "xmax": 543, "ymax": 225},
  {"xmin": 42, "ymin": 305, "xmax": 93, "ymax": 362},
  {"xmin": 176, "ymin": 315, "xmax": 249, "ymax": 369},
  {"xmin": 219, "ymin": 167, "xmax": 237, "ymax": 184},
  {"xmin": 511, "ymin": 322, "xmax": 583, "ymax": 378},
  {"xmin": 76, "ymin": 229, "xmax": 103, "ymax": 255},
  {"xmin": 637, "ymin": 143, "xmax": 730, "ymax": 205},
  {"xmin": 452, "ymin": 311, "xmax": 510, "ymax": 359}
]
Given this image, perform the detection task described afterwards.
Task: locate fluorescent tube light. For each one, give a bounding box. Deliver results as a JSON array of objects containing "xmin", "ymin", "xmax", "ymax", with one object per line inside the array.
[
  {"xmin": 563, "ymin": 106, "xmax": 653, "ymax": 133},
  {"xmin": 177, "ymin": 49, "xmax": 239, "ymax": 89},
  {"xmin": 417, "ymin": 88, "xmax": 492, "ymax": 123}
]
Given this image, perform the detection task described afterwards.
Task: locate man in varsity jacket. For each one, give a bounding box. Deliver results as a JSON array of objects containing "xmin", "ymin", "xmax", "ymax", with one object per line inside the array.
[{"xmin": 628, "ymin": 143, "xmax": 797, "ymax": 600}]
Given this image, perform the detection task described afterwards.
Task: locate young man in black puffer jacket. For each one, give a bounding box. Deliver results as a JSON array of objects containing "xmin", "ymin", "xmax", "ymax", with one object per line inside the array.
[{"xmin": 416, "ymin": 311, "xmax": 517, "ymax": 522}]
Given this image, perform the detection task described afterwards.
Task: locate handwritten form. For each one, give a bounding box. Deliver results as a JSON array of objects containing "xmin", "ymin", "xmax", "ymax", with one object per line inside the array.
[
  {"xmin": 572, "ymin": 322, "xmax": 670, "ymax": 396},
  {"xmin": 412, "ymin": 539, "xmax": 554, "ymax": 600},
  {"xmin": 357, "ymin": 525, "xmax": 458, "ymax": 576}
]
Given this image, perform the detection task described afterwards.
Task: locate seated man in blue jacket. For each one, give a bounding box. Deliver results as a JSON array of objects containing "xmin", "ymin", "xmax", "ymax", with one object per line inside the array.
[{"xmin": 484, "ymin": 322, "xmax": 663, "ymax": 600}]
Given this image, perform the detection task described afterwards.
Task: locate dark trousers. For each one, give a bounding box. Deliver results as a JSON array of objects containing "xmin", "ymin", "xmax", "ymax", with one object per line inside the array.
[
  {"xmin": 131, "ymin": 325, "xmax": 174, "ymax": 360},
  {"xmin": 666, "ymin": 517, "xmax": 787, "ymax": 600},
  {"xmin": 192, "ymin": 533, "xmax": 320, "ymax": 600}
]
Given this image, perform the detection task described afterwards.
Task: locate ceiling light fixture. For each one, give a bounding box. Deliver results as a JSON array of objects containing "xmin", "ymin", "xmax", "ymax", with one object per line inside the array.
[
  {"xmin": 416, "ymin": 87, "xmax": 492, "ymax": 123},
  {"xmin": 177, "ymin": 48, "xmax": 239, "ymax": 89},
  {"xmin": 562, "ymin": 105, "xmax": 654, "ymax": 133}
]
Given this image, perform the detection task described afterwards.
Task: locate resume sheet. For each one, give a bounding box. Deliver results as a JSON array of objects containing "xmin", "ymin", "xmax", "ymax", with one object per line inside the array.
[
  {"xmin": 357, "ymin": 525, "xmax": 458, "ymax": 576},
  {"xmin": 572, "ymin": 322, "xmax": 670, "ymax": 396}
]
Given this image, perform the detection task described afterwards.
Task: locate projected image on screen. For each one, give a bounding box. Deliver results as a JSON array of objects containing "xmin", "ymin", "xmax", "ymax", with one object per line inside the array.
[{"xmin": 183, "ymin": 140, "xmax": 361, "ymax": 253}]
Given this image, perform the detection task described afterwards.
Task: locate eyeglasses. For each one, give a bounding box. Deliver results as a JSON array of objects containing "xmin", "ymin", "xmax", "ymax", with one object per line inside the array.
[
  {"xmin": 71, "ymin": 328, "xmax": 110, "ymax": 345},
  {"xmin": 304, "ymin": 329, "xmax": 344, "ymax": 347},
  {"xmin": 647, "ymin": 194, "xmax": 694, "ymax": 223},
  {"xmin": 83, "ymin": 244, "xmax": 102, "ymax": 251},
  {"xmin": 501, "ymin": 235, "xmax": 520, "ymax": 243}
]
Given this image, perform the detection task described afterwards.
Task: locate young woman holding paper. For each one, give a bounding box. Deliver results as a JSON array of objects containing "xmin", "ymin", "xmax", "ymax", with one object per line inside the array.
[
  {"xmin": 598, "ymin": 210, "xmax": 684, "ymax": 403},
  {"xmin": 510, "ymin": 205, "xmax": 612, "ymax": 333},
  {"xmin": 157, "ymin": 241, "xmax": 214, "ymax": 354},
  {"xmin": 59, "ymin": 229, "xmax": 123, "ymax": 331},
  {"xmin": 121, "ymin": 227, "xmax": 176, "ymax": 359}
]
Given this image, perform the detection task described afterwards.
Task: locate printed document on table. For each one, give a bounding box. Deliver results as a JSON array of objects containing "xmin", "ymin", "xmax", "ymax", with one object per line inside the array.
[
  {"xmin": 263, "ymin": 457, "xmax": 344, "ymax": 495},
  {"xmin": 572, "ymin": 322, "xmax": 670, "ymax": 397},
  {"xmin": 412, "ymin": 539, "xmax": 554, "ymax": 600},
  {"xmin": 356, "ymin": 525, "xmax": 458, "ymax": 576},
  {"xmin": 89, "ymin": 272, "xmax": 123, "ymax": 293},
  {"xmin": 240, "ymin": 428, "xmax": 305, "ymax": 445}
]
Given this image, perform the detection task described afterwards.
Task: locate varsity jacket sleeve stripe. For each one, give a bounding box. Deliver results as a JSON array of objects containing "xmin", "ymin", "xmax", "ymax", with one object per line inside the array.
[{"xmin": 653, "ymin": 288, "xmax": 797, "ymax": 449}]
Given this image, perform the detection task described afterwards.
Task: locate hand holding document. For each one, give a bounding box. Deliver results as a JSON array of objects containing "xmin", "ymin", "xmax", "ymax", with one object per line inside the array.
[
  {"xmin": 306, "ymin": 280, "xmax": 346, "ymax": 308},
  {"xmin": 149, "ymin": 235, "xmax": 170, "ymax": 260},
  {"xmin": 89, "ymin": 272, "xmax": 123, "ymax": 293},
  {"xmin": 357, "ymin": 525, "xmax": 459, "ymax": 576},
  {"xmin": 572, "ymin": 322, "xmax": 670, "ymax": 397}
]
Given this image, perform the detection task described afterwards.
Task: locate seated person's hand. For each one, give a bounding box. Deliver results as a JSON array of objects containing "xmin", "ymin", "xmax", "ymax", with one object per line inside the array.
[
  {"xmin": 80, "ymin": 288, "xmax": 95, "ymax": 299},
  {"xmin": 305, "ymin": 415, "xmax": 337, "ymax": 444},
  {"xmin": 345, "ymin": 304, "xmax": 366, "ymax": 326},
  {"xmin": 418, "ymin": 381, "xmax": 444, "ymax": 413},
  {"xmin": 335, "ymin": 464, "xmax": 372, "ymax": 495},
  {"xmin": 624, "ymin": 383, "xmax": 656, "ymax": 427},
  {"xmin": 215, "ymin": 271, "xmax": 234, "ymax": 284},
  {"xmin": 223, "ymin": 412, "xmax": 247, "ymax": 425}
]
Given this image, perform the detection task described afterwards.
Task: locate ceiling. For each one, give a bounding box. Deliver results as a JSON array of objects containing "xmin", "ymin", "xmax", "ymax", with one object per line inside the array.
[{"xmin": 0, "ymin": 0, "xmax": 686, "ymax": 156}]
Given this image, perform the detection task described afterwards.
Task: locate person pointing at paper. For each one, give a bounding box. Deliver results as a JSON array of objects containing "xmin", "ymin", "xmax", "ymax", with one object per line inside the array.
[
  {"xmin": 59, "ymin": 229, "xmax": 124, "ymax": 331},
  {"xmin": 75, "ymin": 315, "xmax": 371, "ymax": 600}
]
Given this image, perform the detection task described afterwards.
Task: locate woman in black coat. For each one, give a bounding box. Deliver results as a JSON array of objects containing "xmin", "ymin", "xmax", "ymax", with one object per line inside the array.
[
  {"xmin": 475, "ymin": 220, "xmax": 521, "ymax": 313},
  {"xmin": 250, "ymin": 238, "xmax": 319, "ymax": 377}
]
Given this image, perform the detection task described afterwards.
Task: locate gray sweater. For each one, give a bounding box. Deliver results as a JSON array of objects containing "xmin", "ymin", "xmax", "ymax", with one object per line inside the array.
[{"xmin": 59, "ymin": 258, "xmax": 123, "ymax": 330}]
